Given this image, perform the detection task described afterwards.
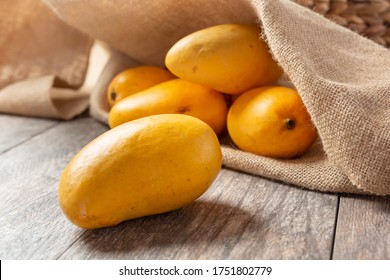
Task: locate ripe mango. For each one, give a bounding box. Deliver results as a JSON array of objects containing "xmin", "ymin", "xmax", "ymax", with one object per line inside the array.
[
  {"xmin": 59, "ymin": 114, "xmax": 222, "ymax": 229},
  {"xmin": 108, "ymin": 79, "xmax": 228, "ymax": 135},
  {"xmin": 107, "ymin": 66, "xmax": 176, "ymax": 107},
  {"xmin": 165, "ymin": 24, "xmax": 282, "ymax": 94},
  {"xmin": 227, "ymin": 86, "xmax": 317, "ymax": 158}
]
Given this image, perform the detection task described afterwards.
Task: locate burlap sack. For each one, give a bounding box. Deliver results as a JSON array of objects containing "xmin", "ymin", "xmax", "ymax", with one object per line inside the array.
[
  {"xmin": 0, "ymin": 0, "xmax": 94, "ymax": 119},
  {"xmin": 2, "ymin": 0, "xmax": 389, "ymax": 195}
]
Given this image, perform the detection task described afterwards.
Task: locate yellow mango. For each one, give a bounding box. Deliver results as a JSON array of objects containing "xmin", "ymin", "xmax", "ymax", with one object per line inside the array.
[
  {"xmin": 59, "ymin": 114, "xmax": 222, "ymax": 229},
  {"xmin": 227, "ymin": 86, "xmax": 317, "ymax": 159},
  {"xmin": 107, "ymin": 66, "xmax": 176, "ymax": 107},
  {"xmin": 108, "ymin": 79, "xmax": 228, "ymax": 135},
  {"xmin": 165, "ymin": 24, "xmax": 283, "ymax": 94}
]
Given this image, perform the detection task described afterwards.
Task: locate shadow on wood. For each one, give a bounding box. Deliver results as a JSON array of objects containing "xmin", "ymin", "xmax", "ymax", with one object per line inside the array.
[{"xmin": 74, "ymin": 199, "xmax": 260, "ymax": 259}]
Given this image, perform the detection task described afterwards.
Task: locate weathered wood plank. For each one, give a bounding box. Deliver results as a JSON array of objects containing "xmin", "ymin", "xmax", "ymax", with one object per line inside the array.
[
  {"xmin": 0, "ymin": 117, "xmax": 108, "ymax": 259},
  {"xmin": 60, "ymin": 169, "xmax": 338, "ymax": 260},
  {"xmin": 332, "ymin": 195, "xmax": 390, "ymax": 259},
  {"xmin": 0, "ymin": 190, "xmax": 87, "ymax": 259},
  {"xmin": 0, "ymin": 114, "xmax": 58, "ymax": 154},
  {"xmin": 0, "ymin": 115, "xmax": 339, "ymax": 260}
]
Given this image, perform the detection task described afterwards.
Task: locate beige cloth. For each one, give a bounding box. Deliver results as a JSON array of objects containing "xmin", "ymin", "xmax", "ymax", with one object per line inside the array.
[
  {"xmin": 0, "ymin": 0, "xmax": 92, "ymax": 119},
  {"xmin": 0, "ymin": 0, "xmax": 389, "ymax": 195}
]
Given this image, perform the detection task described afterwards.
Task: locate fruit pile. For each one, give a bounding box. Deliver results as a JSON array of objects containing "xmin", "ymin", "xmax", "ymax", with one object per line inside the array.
[
  {"xmin": 108, "ymin": 24, "xmax": 317, "ymax": 159},
  {"xmin": 58, "ymin": 24, "xmax": 318, "ymax": 229}
]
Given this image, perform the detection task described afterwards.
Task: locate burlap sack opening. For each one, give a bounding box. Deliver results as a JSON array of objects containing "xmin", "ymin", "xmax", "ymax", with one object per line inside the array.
[{"xmin": 4, "ymin": 0, "xmax": 390, "ymax": 195}]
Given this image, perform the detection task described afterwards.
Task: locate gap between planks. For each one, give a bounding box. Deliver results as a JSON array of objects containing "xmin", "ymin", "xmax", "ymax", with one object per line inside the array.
[
  {"xmin": 0, "ymin": 114, "xmax": 59, "ymax": 154},
  {"xmin": 329, "ymin": 194, "xmax": 340, "ymax": 260},
  {"xmin": 1, "ymin": 115, "xmax": 338, "ymax": 259}
]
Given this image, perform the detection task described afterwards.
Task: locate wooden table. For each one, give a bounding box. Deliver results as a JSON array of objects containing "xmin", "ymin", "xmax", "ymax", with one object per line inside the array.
[{"xmin": 1, "ymin": 113, "xmax": 389, "ymax": 260}]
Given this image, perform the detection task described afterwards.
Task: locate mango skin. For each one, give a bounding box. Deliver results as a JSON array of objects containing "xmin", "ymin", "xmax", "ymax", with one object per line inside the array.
[
  {"xmin": 108, "ymin": 79, "xmax": 228, "ymax": 135},
  {"xmin": 58, "ymin": 114, "xmax": 222, "ymax": 229},
  {"xmin": 107, "ymin": 66, "xmax": 176, "ymax": 107},
  {"xmin": 165, "ymin": 24, "xmax": 283, "ymax": 94},
  {"xmin": 227, "ymin": 86, "xmax": 317, "ymax": 159}
]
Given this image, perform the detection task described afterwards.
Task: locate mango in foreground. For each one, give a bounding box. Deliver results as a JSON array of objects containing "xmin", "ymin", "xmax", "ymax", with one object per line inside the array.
[{"xmin": 59, "ymin": 114, "xmax": 222, "ymax": 229}]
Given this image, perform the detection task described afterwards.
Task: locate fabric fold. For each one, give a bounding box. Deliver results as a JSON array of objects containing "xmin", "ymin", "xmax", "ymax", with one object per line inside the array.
[
  {"xmin": 250, "ymin": 0, "xmax": 390, "ymax": 194},
  {"xmin": 0, "ymin": 75, "xmax": 89, "ymax": 120},
  {"xmin": 0, "ymin": 0, "xmax": 93, "ymax": 120}
]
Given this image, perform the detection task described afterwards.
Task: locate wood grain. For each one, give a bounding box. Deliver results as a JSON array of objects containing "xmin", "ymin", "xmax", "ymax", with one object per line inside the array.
[
  {"xmin": 0, "ymin": 114, "xmax": 57, "ymax": 154},
  {"xmin": 59, "ymin": 169, "xmax": 338, "ymax": 260},
  {"xmin": 8, "ymin": 115, "xmax": 385, "ymax": 260},
  {"xmin": 332, "ymin": 195, "xmax": 390, "ymax": 259},
  {"xmin": 0, "ymin": 118, "xmax": 108, "ymax": 259}
]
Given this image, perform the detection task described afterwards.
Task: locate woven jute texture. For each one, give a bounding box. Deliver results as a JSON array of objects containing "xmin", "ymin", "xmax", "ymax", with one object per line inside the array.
[
  {"xmin": 1, "ymin": 0, "xmax": 389, "ymax": 195},
  {"xmin": 253, "ymin": 0, "xmax": 390, "ymax": 195}
]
